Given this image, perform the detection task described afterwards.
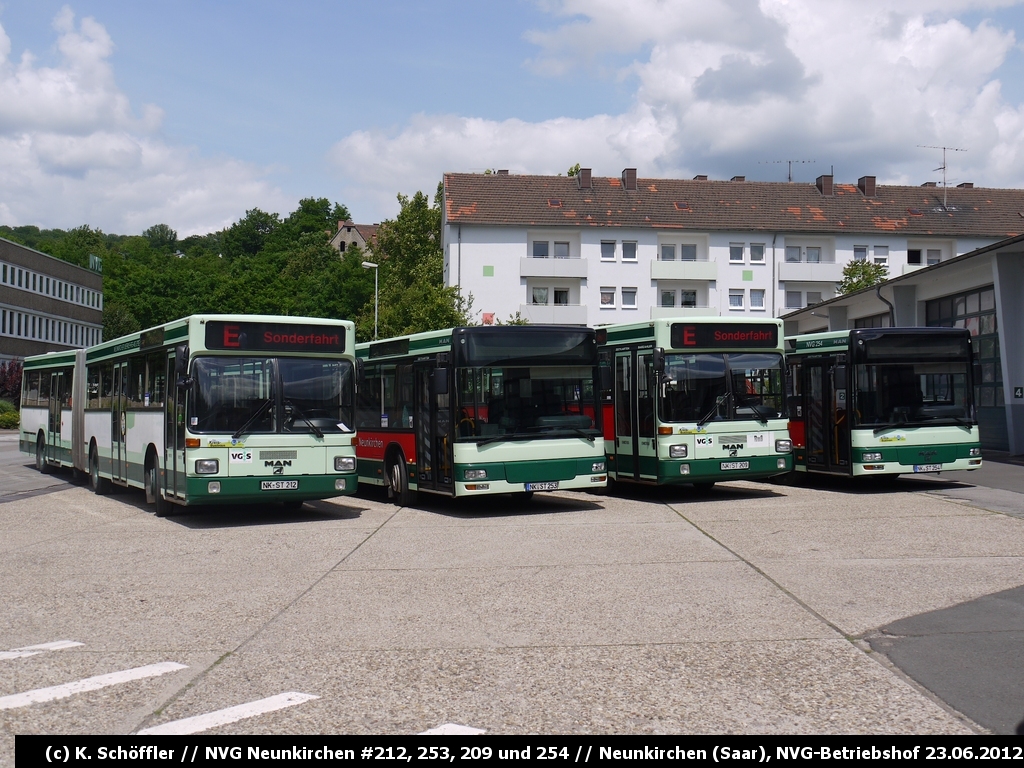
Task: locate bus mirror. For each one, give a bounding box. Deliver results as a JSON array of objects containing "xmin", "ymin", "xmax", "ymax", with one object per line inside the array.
[
  {"xmin": 355, "ymin": 358, "xmax": 365, "ymax": 393},
  {"xmin": 652, "ymin": 347, "xmax": 664, "ymax": 375},
  {"xmin": 833, "ymin": 365, "xmax": 847, "ymax": 391},
  {"xmin": 174, "ymin": 345, "xmax": 193, "ymax": 391},
  {"xmin": 599, "ymin": 365, "xmax": 613, "ymax": 393},
  {"xmin": 432, "ymin": 368, "xmax": 449, "ymax": 396}
]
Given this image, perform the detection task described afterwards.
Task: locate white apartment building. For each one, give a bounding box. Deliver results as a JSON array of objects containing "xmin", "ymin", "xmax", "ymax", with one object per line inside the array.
[{"xmin": 441, "ymin": 169, "xmax": 1012, "ymax": 327}]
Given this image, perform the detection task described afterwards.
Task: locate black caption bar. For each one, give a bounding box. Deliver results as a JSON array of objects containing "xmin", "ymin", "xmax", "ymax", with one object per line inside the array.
[{"xmin": 16, "ymin": 735, "xmax": 1022, "ymax": 767}]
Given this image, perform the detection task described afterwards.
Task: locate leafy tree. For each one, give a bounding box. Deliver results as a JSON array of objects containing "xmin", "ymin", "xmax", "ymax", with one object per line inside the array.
[
  {"xmin": 143, "ymin": 224, "xmax": 178, "ymax": 252},
  {"xmin": 47, "ymin": 225, "xmax": 108, "ymax": 268},
  {"xmin": 495, "ymin": 312, "xmax": 529, "ymax": 325},
  {"xmin": 838, "ymin": 260, "xmax": 888, "ymax": 294},
  {"xmin": 567, "ymin": 163, "xmax": 581, "ymax": 177},
  {"xmin": 221, "ymin": 208, "xmax": 281, "ymax": 260},
  {"xmin": 103, "ymin": 302, "xmax": 142, "ymax": 340},
  {"xmin": 0, "ymin": 359, "xmax": 24, "ymax": 408}
]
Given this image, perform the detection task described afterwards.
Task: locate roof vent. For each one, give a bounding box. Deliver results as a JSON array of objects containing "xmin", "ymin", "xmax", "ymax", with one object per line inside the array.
[
  {"xmin": 858, "ymin": 175, "xmax": 876, "ymax": 197},
  {"xmin": 548, "ymin": 198, "xmax": 562, "ymax": 208},
  {"xmin": 496, "ymin": 169, "xmax": 508, "ymax": 175},
  {"xmin": 957, "ymin": 182, "xmax": 974, "ymax": 189},
  {"xmin": 816, "ymin": 174, "xmax": 833, "ymax": 196},
  {"xmin": 730, "ymin": 175, "xmax": 746, "ymax": 182},
  {"xmin": 921, "ymin": 181, "xmax": 937, "ymax": 187},
  {"xmin": 693, "ymin": 175, "xmax": 708, "ymax": 181},
  {"xmin": 621, "ymin": 168, "xmax": 637, "ymax": 191},
  {"xmin": 673, "ymin": 201, "xmax": 691, "ymax": 211},
  {"xmin": 577, "ymin": 168, "xmax": 592, "ymax": 190}
]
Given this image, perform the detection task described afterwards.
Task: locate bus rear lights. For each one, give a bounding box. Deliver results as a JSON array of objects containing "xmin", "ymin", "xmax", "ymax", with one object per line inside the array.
[
  {"xmin": 591, "ymin": 461, "xmax": 606, "ymax": 473},
  {"xmin": 775, "ymin": 439, "xmax": 792, "ymax": 453},
  {"xmin": 207, "ymin": 481, "xmax": 221, "ymax": 494},
  {"xmin": 334, "ymin": 456, "xmax": 356, "ymax": 472},
  {"xmin": 863, "ymin": 465, "xmax": 885, "ymax": 471},
  {"xmin": 969, "ymin": 447, "xmax": 981, "ymax": 457},
  {"xmin": 334, "ymin": 479, "xmax": 347, "ymax": 491},
  {"xmin": 195, "ymin": 459, "xmax": 219, "ymax": 474},
  {"xmin": 669, "ymin": 445, "xmax": 688, "ymax": 459},
  {"xmin": 464, "ymin": 469, "xmax": 488, "ymax": 480},
  {"xmin": 679, "ymin": 464, "xmax": 691, "ymax": 475},
  {"xmin": 185, "ymin": 438, "xmax": 201, "ymax": 449},
  {"xmin": 862, "ymin": 452, "xmax": 883, "ymax": 462},
  {"xmin": 465, "ymin": 483, "xmax": 489, "ymax": 491},
  {"xmin": 777, "ymin": 458, "xmax": 787, "ymax": 469}
]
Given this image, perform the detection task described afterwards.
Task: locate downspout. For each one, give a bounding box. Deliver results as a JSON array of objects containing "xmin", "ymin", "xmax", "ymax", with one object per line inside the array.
[
  {"xmin": 771, "ymin": 233, "xmax": 778, "ymax": 317},
  {"xmin": 876, "ymin": 285, "xmax": 896, "ymax": 326},
  {"xmin": 457, "ymin": 224, "xmax": 462, "ymax": 290}
]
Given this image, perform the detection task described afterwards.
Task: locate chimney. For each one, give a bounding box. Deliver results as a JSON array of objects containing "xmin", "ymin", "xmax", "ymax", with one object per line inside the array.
[
  {"xmin": 693, "ymin": 174, "xmax": 708, "ymax": 181},
  {"xmin": 496, "ymin": 169, "xmax": 508, "ymax": 175},
  {"xmin": 921, "ymin": 181, "xmax": 937, "ymax": 187},
  {"xmin": 858, "ymin": 175, "xmax": 876, "ymax": 197},
  {"xmin": 957, "ymin": 182, "xmax": 973, "ymax": 189},
  {"xmin": 730, "ymin": 175, "xmax": 746, "ymax": 182},
  {"xmin": 816, "ymin": 174, "xmax": 833, "ymax": 196},
  {"xmin": 576, "ymin": 168, "xmax": 592, "ymax": 190},
  {"xmin": 621, "ymin": 168, "xmax": 637, "ymax": 191}
]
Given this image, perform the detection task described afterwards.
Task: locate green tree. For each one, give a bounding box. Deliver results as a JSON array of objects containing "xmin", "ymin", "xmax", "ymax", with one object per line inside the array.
[
  {"xmin": 838, "ymin": 260, "xmax": 888, "ymax": 294},
  {"xmin": 103, "ymin": 302, "xmax": 141, "ymax": 340},
  {"xmin": 221, "ymin": 208, "xmax": 280, "ymax": 260},
  {"xmin": 143, "ymin": 223, "xmax": 177, "ymax": 252},
  {"xmin": 567, "ymin": 163, "xmax": 581, "ymax": 177}
]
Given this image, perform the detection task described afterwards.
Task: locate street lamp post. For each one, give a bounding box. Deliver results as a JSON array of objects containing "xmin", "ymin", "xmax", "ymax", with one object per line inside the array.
[{"xmin": 361, "ymin": 261, "xmax": 378, "ymax": 340}]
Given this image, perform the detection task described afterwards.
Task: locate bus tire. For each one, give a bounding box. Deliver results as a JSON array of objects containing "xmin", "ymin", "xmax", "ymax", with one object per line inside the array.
[
  {"xmin": 35, "ymin": 434, "xmax": 50, "ymax": 474},
  {"xmin": 146, "ymin": 455, "xmax": 172, "ymax": 517},
  {"xmin": 89, "ymin": 446, "xmax": 111, "ymax": 495},
  {"xmin": 388, "ymin": 456, "xmax": 416, "ymax": 507}
]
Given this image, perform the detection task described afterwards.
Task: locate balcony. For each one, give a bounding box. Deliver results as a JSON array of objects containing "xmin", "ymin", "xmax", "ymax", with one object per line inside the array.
[
  {"xmin": 902, "ymin": 263, "xmax": 927, "ymax": 276},
  {"xmin": 777, "ymin": 261, "xmax": 844, "ymax": 283},
  {"xmin": 520, "ymin": 257, "xmax": 588, "ymax": 279},
  {"xmin": 650, "ymin": 260, "xmax": 717, "ymax": 281},
  {"xmin": 651, "ymin": 306, "xmax": 717, "ymax": 319},
  {"xmin": 519, "ymin": 303, "xmax": 589, "ymax": 325}
]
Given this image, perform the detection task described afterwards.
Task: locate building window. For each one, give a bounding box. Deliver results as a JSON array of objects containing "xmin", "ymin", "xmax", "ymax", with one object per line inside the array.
[
  {"xmin": 873, "ymin": 245, "xmax": 888, "ymax": 265},
  {"xmin": 927, "ymin": 248, "xmax": 941, "ymax": 265},
  {"xmin": 728, "ymin": 289, "xmax": 744, "ymax": 309},
  {"xmin": 660, "ymin": 244, "xmax": 675, "ymax": 261},
  {"xmin": 750, "ymin": 244, "xmax": 765, "ymax": 263},
  {"xmin": 907, "ymin": 249, "xmax": 921, "ymax": 265},
  {"xmin": 785, "ymin": 246, "xmax": 801, "ymax": 263},
  {"xmin": 600, "ymin": 287, "xmax": 616, "ymax": 307},
  {"xmin": 681, "ymin": 244, "xmax": 697, "ymax": 261},
  {"xmin": 806, "ymin": 291, "xmax": 822, "ymax": 305},
  {"xmin": 622, "ymin": 242, "xmax": 637, "ymax": 261},
  {"xmin": 785, "ymin": 290, "xmax": 803, "ymax": 308},
  {"xmin": 730, "ymin": 244, "xmax": 744, "ymax": 262},
  {"xmin": 554, "ymin": 241, "xmax": 570, "ymax": 259},
  {"xmin": 681, "ymin": 290, "xmax": 697, "ymax": 308},
  {"xmin": 532, "ymin": 287, "xmax": 548, "ymax": 305},
  {"xmin": 554, "ymin": 289, "xmax": 569, "ymax": 306},
  {"xmin": 661, "ymin": 290, "xmax": 675, "ymax": 307},
  {"xmin": 622, "ymin": 288, "xmax": 637, "ymax": 308},
  {"xmin": 750, "ymin": 289, "xmax": 765, "ymax": 309},
  {"xmin": 853, "ymin": 312, "xmax": 891, "ymax": 328},
  {"xmin": 926, "ymin": 286, "xmax": 999, "ymax": 408},
  {"xmin": 533, "ymin": 242, "xmax": 549, "ymax": 259},
  {"xmin": 601, "ymin": 241, "xmax": 615, "ymax": 261},
  {"xmin": 806, "ymin": 247, "xmax": 820, "ymax": 263}
]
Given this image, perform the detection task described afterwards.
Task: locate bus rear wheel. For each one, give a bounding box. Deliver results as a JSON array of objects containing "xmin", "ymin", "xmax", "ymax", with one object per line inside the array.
[
  {"xmin": 388, "ymin": 457, "xmax": 416, "ymax": 507},
  {"xmin": 89, "ymin": 446, "xmax": 111, "ymax": 495},
  {"xmin": 35, "ymin": 435, "xmax": 50, "ymax": 474}
]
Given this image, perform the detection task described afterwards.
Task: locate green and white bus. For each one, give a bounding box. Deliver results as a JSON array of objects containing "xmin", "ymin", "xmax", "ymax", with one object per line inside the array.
[
  {"xmin": 355, "ymin": 325, "xmax": 606, "ymax": 504},
  {"xmin": 20, "ymin": 314, "xmax": 358, "ymax": 514},
  {"xmin": 597, "ymin": 317, "xmax": 793, "ymax": 488},
  {"xmin": 785, "ymin": 327, "xmax": 982, "ymax": 477}
]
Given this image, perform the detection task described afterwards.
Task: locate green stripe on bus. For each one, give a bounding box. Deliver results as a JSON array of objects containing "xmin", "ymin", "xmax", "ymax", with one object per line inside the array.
[
  {"xmin": 24, "ymin": 353, "xmax": 77, "ymax": 369},
  {"xmin": 604, "ymin": 326, "xmax": 656, "ymax": 343}
]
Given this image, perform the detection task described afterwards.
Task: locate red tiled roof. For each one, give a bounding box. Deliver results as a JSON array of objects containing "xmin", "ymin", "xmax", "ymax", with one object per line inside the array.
[{"xmin": 443, "ymin": 173, "xmax": 1024, "ymax": 238}]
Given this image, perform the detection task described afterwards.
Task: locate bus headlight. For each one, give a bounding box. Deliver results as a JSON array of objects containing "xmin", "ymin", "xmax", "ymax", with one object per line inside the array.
[
  {"xmin": 208, "ymin": 481, "xmax": 221, "ymax": 494},
  {"xmin": 862, "ymin": 452, "xmax": 882, "ymax": 462},
  {"xmin": 334, "ymin": 456, "xmax": 356, "ymax": 472},
  {"xmin": 669, "ymin": 445, "xmax": 688, "ymax": 459},
  {"xmin": 679, "ymin": 464, "xmax": 690, "ymax": 475},
  {"xmin": 775, "ymin": 439, "xmax": 792, "ymax": 453},
  {"xmin": 969, "ymin": 447, "xmax": 981, "ymax": 457},
  {"xmin": 465, "ymin": 469, "xmax": 487, "ymax": 480},
  {"xmin": 195, "ymin": 459, "xmax": 219, "ymax": 474},
  {"xmin": 591, "ymin": 461, "xmax": 606, "ymax": 473},
  {"xmin": 335, "ymin": 479, "xmax": 347, "ymax": 491}
]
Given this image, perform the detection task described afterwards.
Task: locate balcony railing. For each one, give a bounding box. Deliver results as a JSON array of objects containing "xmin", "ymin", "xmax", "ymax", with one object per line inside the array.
[
  {"xmin": 519, "ymin": 303, "xmax": 589, "ymax": 325},
  {"xmin": 651, "ymin": 260, "xmax": 718, "ymax": 281},
  {"xmin": 651, "ymin": 306, "xmax": 717, "ymax": 319},
  {"xmin": 520, "ymin": 257, "xmax": 588, "ymax": 279}
]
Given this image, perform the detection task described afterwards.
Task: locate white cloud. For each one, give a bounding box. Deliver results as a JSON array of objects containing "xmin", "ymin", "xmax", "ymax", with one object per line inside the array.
[
  {"xmin": 0, "ymin": 7, "xmax": 289, "ymax": 236},
  {"xmin": 331, "ymin": 0, "xmax": 1024, "ymax": 220}
]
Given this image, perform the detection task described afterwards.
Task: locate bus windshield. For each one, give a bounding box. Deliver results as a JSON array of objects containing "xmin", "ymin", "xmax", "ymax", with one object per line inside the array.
[
  {"xmin": 660, "ymin": 352, "xmax": 786, "ymax": 423},
  {"xmin": 190, "ymin": 356, "xmax": 355, "ymax": 434},
  {"xmin": 456, "ymin": 365, "xmax": 599, "ymax": 440},
  {"xmin": 854, "ymin": 360, "xmax": 971, "ymax": 428}
]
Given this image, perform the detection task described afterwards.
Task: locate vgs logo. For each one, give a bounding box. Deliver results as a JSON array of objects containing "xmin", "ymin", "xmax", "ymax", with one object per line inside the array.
[
  {"xmin": 265, "ymin": 459, "xmax": 292, "ymax": 475},
  {"xmin": 696, "ymin": 435, "xmax": 714, "ymax": 446},
  {"xmin": 229, "ymin": 450, "xmax": 253, "ymax": 464}
]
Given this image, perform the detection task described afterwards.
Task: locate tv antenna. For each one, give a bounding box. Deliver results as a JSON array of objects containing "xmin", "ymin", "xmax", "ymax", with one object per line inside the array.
[
  {"xmin": 918, "ymin": 144, "xmax": 966, "ymax": 209},
  {"xmin": 759, "ymin": 159, "xmax": 815, "ymax": 182}
]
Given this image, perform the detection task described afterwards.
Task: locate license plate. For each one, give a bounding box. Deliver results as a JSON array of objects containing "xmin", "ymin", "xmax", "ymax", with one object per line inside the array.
[
  {"xmin": 525, "ymin": 481, "xmax": 559, "ymax": 491},
  {"xmin": 914, "ymin": 464, "xmax": 942, "ymax": 473},
  {"xmin": 261, "ymin": 480, "xmax": 299, "ymax": 490},
  {"xmin": 720, "ymin": 461, "xmax": 750, "ymax": 470}
]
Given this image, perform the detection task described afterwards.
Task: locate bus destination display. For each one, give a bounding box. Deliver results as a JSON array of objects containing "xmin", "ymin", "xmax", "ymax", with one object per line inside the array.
[
  {"xmin": 671, "ymin": 323, "xmax": 778, "ymax": 349},
  {"xmin": 205, "ymin": 321, "xmax": 346, "ymax": 352}
]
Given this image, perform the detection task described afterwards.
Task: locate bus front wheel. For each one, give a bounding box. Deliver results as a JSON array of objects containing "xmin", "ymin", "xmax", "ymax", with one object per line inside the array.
[
  {"xmin": 388, "ymin": 457, "xmax": 416, "ymax": 507},
  {"xmin": 35, "ymin": 435, "xmax": 50, "ymax": 474},
  {"xmin": 146, "ymin": 457, "xmax": 173, "ymax": 517}
]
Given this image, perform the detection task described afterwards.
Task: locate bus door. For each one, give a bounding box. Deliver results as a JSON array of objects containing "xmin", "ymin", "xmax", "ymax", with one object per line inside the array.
[
  {"xmin": 804, "ymin": 357, "xmax": 850, "ymax": 474},
  {"xmin": 636, "ymin": 350, "xmax": 657, "ymax": 480},
  {"xmin": 164, "ymin": 353, "xmax": 186, "ymax": 500},
  {"xmin": 414, "ymin": 364, "xmax": 453, "ymax": 494},
  {"xmin": 111, "ymin": 361, "xmax": 129, "ymax": 484},
  {"xmin": 46, "ymin": 370, "xmax": 63, "ymax": 464},
  {"xmin": 613, "ymin": 349, "xmax": 638, "ymax": 480}
]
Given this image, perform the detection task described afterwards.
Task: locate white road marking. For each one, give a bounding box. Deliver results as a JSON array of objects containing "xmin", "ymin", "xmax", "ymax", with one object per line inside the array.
[
  {"xmin": 0, "ymin": 662, "xmax": 187, "ymax": 710},
  {"xmin": 0, "ymin": 640, "xmax": 84, "ymax": 661},
  {"xmin": 137, "ymin": 692, "xmax": 319, "ymax": 735},
  {"xmin": 419, "ymin": 723, "xmax": 486, "ymax": 735}
]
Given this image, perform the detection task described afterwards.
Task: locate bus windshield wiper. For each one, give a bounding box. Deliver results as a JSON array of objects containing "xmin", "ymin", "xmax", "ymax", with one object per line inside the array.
[
  {"xmin": 286, "ymin": 400, "xmax": 324, "ymax": 438},
  {"xmin": 872, "ymin": 411, "xmax": 909, "ymax": 435},
  {"xmin": 232, "ymin": 398, "xmax": 274, "ymax": 439},
  {"xmin": 734, "ymin": 392, "xmax": 769, "ymax": 425},
  {"xmin": 697, "ymin": 392, "xmax": 730, "ymax": 428}
]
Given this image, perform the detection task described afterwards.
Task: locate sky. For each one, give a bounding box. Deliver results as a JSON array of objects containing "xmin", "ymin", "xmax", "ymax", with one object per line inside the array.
[{"xmin": 2, "ymin": 0, "xmax": 1024, "ymax": 237}]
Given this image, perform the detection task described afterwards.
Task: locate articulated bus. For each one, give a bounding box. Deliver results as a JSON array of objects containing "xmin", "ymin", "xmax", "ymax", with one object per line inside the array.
[
  {"xmin": 20, "ymin": 314, "xmax": 358, "ymax": 514},
  {"xmin": 785, "ymin": 327, "xmax": 983, "ymax": 478},
  {"xmin": 355, "ymin": 325, "xmax": 606, "ymax": 504},
  {"xmin": 597, "ymin": 318, "xmax": 793, "ymax": 488}
]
